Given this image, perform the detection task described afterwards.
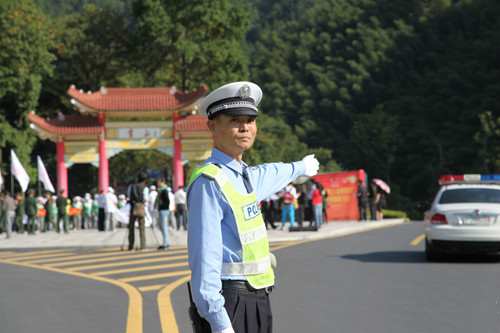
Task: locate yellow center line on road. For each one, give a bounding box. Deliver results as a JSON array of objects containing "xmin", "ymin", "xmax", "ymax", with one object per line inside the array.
[
  {"xmin": 270, "ymin": 240, "xmax": 311, "ymax": 252},
  {"xmin": 1, "ymin": 258, "xmax": 143, "ymax": 333},
  {"xmin": 92, "ymin": 262, "xmax": 189, "ymax": 276},
  {"xmin": 44, "ymin": 250, "xmax": 187, "ymax": 267},
  {"xmin": 119, "ymin": 270, "xmax": 192, "ymax": 283},
  {"xmin": 65, "ymin": 255, "xmax": 189, "ymax": 272},
  {"xmin": 158, "ymin": 275, "xmax": 192, "ymax": 333},
  {"xmin": 411, "ymin": 234, "xmax": 426, "ymax": 246}
]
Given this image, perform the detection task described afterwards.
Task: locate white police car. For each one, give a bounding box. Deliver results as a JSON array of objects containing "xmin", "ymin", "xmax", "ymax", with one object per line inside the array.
[{"xmin": 424, "ymin": 174, "xmax": 500, "ymax": 261}]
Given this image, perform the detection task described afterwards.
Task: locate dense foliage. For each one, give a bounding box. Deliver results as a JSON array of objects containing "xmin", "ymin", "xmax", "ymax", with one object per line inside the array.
[
  {"xmin": 0, "ymin": 0, "xmax": 55, "ymax": 179},
  {"xmin": 0, "ymin": 0, "xmax": 497, "ymax": 215},
  {"xmin": 249, "ymin": 0, "xmax": 500, "ymax": 211}
]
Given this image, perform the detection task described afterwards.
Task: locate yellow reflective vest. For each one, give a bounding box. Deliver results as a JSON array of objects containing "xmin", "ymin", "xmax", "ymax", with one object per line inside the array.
[{"xmin": 189, "ymin": 164, "xmax": 274, "ymax": 289}]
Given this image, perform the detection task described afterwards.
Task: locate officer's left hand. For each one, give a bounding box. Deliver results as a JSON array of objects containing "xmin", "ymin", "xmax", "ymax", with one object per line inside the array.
[{"xmin": 302, "ymin": 154, "xmax": 320, "ymax": 176}]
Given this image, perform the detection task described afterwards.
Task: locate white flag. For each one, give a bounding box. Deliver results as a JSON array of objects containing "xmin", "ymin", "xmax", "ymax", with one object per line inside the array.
[
  {"xmin": 37, "ymin": 155, "xmax": 55, "ymax": 193},
  {"xmin": 11, "ymin": 150, "xmax": 30, "ymax": 192}
]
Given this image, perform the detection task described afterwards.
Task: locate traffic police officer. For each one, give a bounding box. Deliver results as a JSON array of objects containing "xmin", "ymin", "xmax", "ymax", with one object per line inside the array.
[{"xmin": 187, "ymin": 81, "xmax": 320, "ymax": 333}]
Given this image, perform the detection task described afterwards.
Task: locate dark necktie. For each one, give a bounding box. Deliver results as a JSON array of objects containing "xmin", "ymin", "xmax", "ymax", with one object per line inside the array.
[{"xmin": 242, "ymin": 167, "xmax": 254, "ymax": 194}]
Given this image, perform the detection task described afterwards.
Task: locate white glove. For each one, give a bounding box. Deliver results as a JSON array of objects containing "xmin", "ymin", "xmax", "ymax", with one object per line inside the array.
[{"xmin": 302, "ymin": 154, "xmax": 320, "ymax": 177}]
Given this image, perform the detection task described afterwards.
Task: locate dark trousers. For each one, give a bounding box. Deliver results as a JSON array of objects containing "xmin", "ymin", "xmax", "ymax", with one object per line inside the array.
[
  {"xmin": 268, "ymin": 200, "xmax": 279, "ymax": 227},
  {"xmin": 15, "ymin": 213, "xmax": 24, "ymax": 233},
  {"xmin": 128, "ymin": 213, "xmax": 146, "ymax": 250},
  {"xmin": 98, "ymin": 208, "xmax": 105, "ymax": 231},
  {"xmin": 26, "ymin": 215, "xmax": 36, "ymax": 233},
  {"xmin": 57, "ymin": 214, "xmax": 68, "ymax": 232},
  {"xmin": 176, "ymin": 204, "xmax": 187, "ymax": 230},
  {"xmin": 223, "ymin": 289, "xmax": 273, "ymax": 333},
  {"xmin": 43, "ymin": 215, "xmax": 55, "ymax": 232},
  {"xmin": 370, "ymin": 203, "xmax": 377, "ymax": 220},
  {"xmin": 359, "ymin": 203, "xmax": 368, "ymax": 221},
  {"xmin": 261, "ymin": 202, "xmax": 276, "ymax": 229},
  {"xmin": 296, "ymin": 206, "xmax": 305, "ymax": 226},
  {"xmin": 198, "ymin": 289, "xmax": 273, "ymax": 333}
]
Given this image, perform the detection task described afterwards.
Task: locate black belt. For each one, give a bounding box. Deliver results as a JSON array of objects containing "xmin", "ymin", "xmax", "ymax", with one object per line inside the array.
[{"xmin": 221, "ymin": 280, "xmax": 274, "ymax": 294}]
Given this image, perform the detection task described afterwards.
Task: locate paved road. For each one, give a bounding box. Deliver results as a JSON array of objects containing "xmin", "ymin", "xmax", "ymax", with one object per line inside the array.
[
  {"xmin": 269, "ymin": 222, "xmax": 500, "ymax": 333},
  {"xmin": 1, "ymin": 222, "xmax": 498, "ymax": 333}
]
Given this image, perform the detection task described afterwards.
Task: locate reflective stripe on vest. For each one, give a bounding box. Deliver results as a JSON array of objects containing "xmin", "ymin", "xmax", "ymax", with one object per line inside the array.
[{"xmin": 188, "ymin": 164, "xmax": 275, "ymax": 289}]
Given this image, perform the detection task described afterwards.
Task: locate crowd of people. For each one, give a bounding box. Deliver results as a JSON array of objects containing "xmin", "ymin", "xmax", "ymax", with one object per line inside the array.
[
  {"xmin": 261, "ymin": 178, "xmax": 329, "ymax": 230},
  {"xmin": 357, "ymin": 179, "xmax": 388, "ymax": 221},
  {"xmin": 0, "ymin": 175, "xmax": 188, "ymax": 250},
  {"xmin": 1, "ymin": 174, "xmax": 388, "ymax": 243},
  {"xmin": 262, "ymin": 176, "xmax": 389, "ymax": 230}
]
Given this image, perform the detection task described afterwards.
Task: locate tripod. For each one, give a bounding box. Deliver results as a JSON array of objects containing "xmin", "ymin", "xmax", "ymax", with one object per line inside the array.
[{"xmin": 120, "ymin": 212, "xmax": 161, "ymax": 251}]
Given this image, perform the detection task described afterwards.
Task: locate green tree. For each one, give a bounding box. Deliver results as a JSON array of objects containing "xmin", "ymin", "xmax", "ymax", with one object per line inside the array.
[
  {"xmin": 244, "ymin": 114, "xmax": 309, "ymax": 165},
  {"xmin": 348, "ymin": 105, "xmax": 401, "ymax": 182},
  {"xmin": 376, "ymin": 0, "xmax": 500, "ymax": 201},
  {"xmin": 0, "ymin": 0, "xmax": 56, "ymax": 185},
  {"xmin": 109, "ymin": 150, "xmax": 173, "ymax": 186},
  {"xmin": 37, "ymin": 4, "xmax": 132, "ymax": 121},
  {"xmin": 35, "ymin": 0, "xmax": 134, "ymax": 18},
  {"xmin": 248, "ymin": 0, "xmax": 499, "ymax": 207},
  {"xmin": 55, "ymin": 5, "xmax": 130, "ymax": 91},
  {"xmin": 244, "ymin": 114, "xmax": 335, "ymax": 170},
  {"xmin": 132, "ymin": 0, "xmax": 251, "ymax": 91},
  {"xmin": 475, "ymin": 111, "xmax": 500, "ymax": 173}
]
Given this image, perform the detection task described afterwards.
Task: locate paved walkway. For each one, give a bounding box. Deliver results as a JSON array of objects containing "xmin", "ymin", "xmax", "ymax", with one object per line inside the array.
[{"xmin": 0, "ymin": 219, "xmax": 408, "ymax": 250}]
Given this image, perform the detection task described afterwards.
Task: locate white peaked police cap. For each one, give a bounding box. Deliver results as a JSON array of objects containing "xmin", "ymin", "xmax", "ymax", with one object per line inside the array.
[{"xmin": 198, "ymin": 81, "xmax": 262, "ymax": 119}]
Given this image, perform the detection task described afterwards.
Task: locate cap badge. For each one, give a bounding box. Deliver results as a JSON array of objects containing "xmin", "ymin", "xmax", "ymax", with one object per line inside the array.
[{"xmin": 239, "ymin": 84, "xmax": 251, "ymax": 99}]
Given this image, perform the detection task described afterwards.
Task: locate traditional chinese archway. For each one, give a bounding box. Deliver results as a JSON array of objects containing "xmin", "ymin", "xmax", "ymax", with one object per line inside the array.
[{"xmin": 28, "ymin": 85, "xmax": 211, "ymax": 196}]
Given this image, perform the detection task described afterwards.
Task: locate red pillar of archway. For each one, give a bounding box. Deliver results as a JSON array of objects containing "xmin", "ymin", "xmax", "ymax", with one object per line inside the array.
[
  {"xmin": 98, "ymin": 112, "xmax": 109, "ymax": 193},
  {"xmin": 173, "ymin": 111, "xmax": 184, "ymax": 191},
  {"xmin": 56, "ymin": 136, "xmax": 68, "ymax": 197}
]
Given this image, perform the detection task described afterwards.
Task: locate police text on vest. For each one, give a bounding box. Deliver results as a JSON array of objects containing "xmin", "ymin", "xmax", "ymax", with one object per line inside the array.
[{"xmin": 242, "ymin": 202, "xmax": 261, "ymax": 221}]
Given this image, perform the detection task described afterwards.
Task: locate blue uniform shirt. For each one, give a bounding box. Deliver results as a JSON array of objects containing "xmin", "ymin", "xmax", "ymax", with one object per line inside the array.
[{"xmin": 187, "ymin": 148, "xmax": 306, "ymax": 331}]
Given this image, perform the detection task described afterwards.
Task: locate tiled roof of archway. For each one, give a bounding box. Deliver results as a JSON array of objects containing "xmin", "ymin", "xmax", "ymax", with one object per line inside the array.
[
  {"xmin": 67, "ymin": 84, "xmax": 208, "ymax": 112},
  {"xmin": 175, "ymin": 114, "xmax": 208, "ymax": 132},
  {"xmin": 28, "ymin": 112, "xmax": 210, "ymax": 136},
  {"xmin": 28, "ymin": 112, "xmax": 103, "ymax": 136}
]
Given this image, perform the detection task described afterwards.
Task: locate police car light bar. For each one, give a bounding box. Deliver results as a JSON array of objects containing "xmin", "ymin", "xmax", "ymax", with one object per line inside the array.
[{"xmin": 439, "ymin": 174, "xmax": 500, "ymax": 185}]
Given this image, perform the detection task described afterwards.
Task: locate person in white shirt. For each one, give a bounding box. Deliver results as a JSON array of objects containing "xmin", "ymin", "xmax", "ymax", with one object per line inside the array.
[
  {"xmin": 167, "ymin": 187, "xmax": 176, "ymax": 228},
  {"xmin": 149, "ymin": 185, "xmax": 158, "ymax": 228},
  {"xmin": 174, "ymin": 186, "xmax": 187, "ymax": 230},
  {"xmin": 104, "ymin": 187, "xmax": 118, "ymax": 231}
]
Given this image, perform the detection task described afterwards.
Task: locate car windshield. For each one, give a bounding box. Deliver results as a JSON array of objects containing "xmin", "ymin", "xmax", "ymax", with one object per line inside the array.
[{"xmin": 439, "ymin": 188, "xmax": 500, "ymax": 204}]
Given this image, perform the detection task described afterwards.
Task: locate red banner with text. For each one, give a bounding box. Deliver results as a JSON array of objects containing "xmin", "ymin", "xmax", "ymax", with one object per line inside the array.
[{"xmin": 313, "ymin": 170, "xmax": 365, "ymax": 221}]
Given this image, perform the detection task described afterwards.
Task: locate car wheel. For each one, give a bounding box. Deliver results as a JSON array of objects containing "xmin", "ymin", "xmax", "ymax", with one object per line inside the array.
[{"xmin": 425, "ymin": 237, "xmax": 439, "ymax": 262}]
